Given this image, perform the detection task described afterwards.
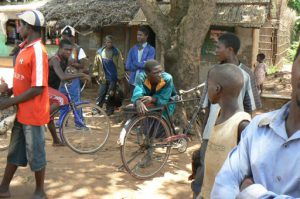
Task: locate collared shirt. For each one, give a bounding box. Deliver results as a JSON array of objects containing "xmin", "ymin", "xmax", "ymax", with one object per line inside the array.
[
  {"xmin": 13, "ymin": 38, "xmax": 50, "ymax": 125},
  {"xmin": 211, "ymin": 102, "xmax": 300, "ymax": 199},
  {"xmin": 137, "ymin": 42, "xmax": 148, "ymax": 62},
  {"xmin": 200, "ymin": 63, "xmax": 261, "ymax": 140}
]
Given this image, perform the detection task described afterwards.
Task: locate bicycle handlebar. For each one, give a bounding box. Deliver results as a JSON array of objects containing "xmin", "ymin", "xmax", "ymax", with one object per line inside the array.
[{"xmin": 178, "ymin": 83, "xmax": 205, "ymax": 95}]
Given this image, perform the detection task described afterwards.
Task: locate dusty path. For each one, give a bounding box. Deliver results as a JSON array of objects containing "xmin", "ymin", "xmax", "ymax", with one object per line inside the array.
[
  {"xmin": 0, "ymin": 124, "xmax": 199, "ymax": 199},
  {"xmin": 0, "ymin": 86, "xmax": 199, "ymax": 199}
]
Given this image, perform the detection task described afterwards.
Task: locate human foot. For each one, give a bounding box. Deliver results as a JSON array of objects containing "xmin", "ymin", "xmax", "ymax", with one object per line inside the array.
[
  {"xmin": 0, "ymin": 186, "xmax": 10, "ymax": 198},
  {"xmin": 31, "ymin": 190, "xmax": 47, "ymax": 199}
]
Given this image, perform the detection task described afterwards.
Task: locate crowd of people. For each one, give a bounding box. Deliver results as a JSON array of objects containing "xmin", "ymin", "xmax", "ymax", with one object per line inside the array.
[{"xmin": 0, "ymin": 8, "xmax": 299, "ymax": 199}]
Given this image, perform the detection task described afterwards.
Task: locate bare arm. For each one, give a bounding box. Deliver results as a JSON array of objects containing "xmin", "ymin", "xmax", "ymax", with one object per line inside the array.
[
  {"xmin": 237, "ymin": 120, "xmax": 250, "ymax": 144},
  {"xmin": 0, "ymin": 87, "xmax": 43, "ymax": 110},
  {"xmin": 51, "ymin": 58, "xmax": 89, "ymax": 81}
]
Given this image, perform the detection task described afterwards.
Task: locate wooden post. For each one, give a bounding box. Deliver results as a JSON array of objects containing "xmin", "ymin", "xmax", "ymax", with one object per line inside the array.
[
  {"xmin": 124, "ymin": 26, "xmax": 130, "ymax": 59},
  {"xmin": 252, "ymin": 28, "xmax": 260, "ymax": 69}
]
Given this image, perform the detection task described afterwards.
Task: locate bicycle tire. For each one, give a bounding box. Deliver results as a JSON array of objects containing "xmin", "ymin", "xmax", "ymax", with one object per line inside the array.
[
  {"xmin": 0, "ymin": 130, "xmax": 11, "ymax": 151},
  {"xmin": 120, "ymin": 114, "xmax": 171, "ymax": 180},
  {"xmin": 61, "ymin": 103, "xmax": 110, "ymax": 154}
]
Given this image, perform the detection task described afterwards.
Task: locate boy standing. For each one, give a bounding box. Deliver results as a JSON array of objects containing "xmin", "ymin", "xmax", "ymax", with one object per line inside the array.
[
  {"xmin": 0, "ymin": 10, "xmax": 49, "ymax": 198},
  {"xmin": 198, "ymin": 64, "xmax": 251, "ymax": 198},
  {"xmin": 254, "ymin": 53, "xmax": 267, "ymax": 94}
]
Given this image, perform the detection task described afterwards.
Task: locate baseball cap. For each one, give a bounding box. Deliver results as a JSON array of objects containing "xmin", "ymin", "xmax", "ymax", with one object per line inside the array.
[
  {"xmin": 61, "ymin": 25, "xmax": 75, "ymax": 37},
  {"xmin": 17, "ymin": 10, "xmax": 45, "ymax": 27}
]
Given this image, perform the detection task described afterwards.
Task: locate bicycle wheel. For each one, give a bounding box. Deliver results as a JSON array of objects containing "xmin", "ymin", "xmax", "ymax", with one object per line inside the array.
[
  {"xmin": 120, "ymin": 114, "xmax": 171, "ymax": 180},
  {"xmin": 61, "ymin": 103, "xmax": 110, "ymax": 154},
  {"xmin": 0, "ymin": 130, "xmax": 11, "ymax": 151}
]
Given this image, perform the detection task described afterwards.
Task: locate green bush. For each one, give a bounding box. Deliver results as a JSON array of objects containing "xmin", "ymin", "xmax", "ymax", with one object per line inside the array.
[
  {"xmin": 267, "ymin": 65, "xmax": 279, "ymax": 75},
  {"xmin": 287, "ymin": 41, "xmax": 300, "ymax": 62}
]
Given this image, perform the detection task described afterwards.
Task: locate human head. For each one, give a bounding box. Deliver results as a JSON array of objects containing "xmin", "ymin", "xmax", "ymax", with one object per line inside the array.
[
  {"xmin": 61, "ymin": 26, "xmax": 75, "ymax": 42},
  {"xmin": 215, "ymin": 33, "xmax": 240, "ymax": 62},
  {"xmin": 137, "ymin": 26, "xmax": 149, "ymax": 44},
  {"xmin": 257, "ymin": 53, "xmax": 266, "ymax": 63},
  {"xmin": 145, "ymin": 60, "xmax": 163, "ymax": 84},
  {"xmin": 17, "ymin": 10, "xmax": 44, "ymax": 39},
  {"xmin": 207, "ymin": 63, "xmax": 244, "ymax": 104},
  {"xmin": 58, "ymin": 39, "xmax": 73, "ymax": 59},
  {"xmin": 291, "ymin": 43, "xmax": 300, "ymax": 107},
  {"xmin": 104, "ymin": 35, "xmax": 113, "ymax": 49}
]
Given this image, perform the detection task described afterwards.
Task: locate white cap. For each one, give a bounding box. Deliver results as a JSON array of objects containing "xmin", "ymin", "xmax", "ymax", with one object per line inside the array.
[
  {"xmin": 61, "ymin": 25, "xmax": 76, "ymax": 37},
  {"xmin": 17, "ymin": 10, "xmax": 45, "ymax": 27}
]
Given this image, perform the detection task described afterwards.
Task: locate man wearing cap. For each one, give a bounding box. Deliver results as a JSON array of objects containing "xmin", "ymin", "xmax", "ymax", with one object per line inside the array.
[{"xmin": 0, "ymin": 10, "xmax": 49, "ymax": 198}]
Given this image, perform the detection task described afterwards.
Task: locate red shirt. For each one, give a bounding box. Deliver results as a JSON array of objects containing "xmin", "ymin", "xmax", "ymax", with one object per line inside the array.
[{"xmin": 13, "ymin": 38, "xmax": 50, "ymax": 125}]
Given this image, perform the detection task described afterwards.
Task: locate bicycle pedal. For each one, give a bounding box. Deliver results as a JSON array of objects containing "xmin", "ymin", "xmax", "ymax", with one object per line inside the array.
[{"xmin": 165, "ymin": 134, "xmax": 187, "ymax": 142}]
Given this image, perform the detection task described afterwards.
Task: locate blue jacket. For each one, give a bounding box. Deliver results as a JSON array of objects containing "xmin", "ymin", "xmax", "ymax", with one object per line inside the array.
[
  {"xmin": 125, "ymin": 43, "xmax": 155, "ymax": 85},
  {"xmin": 131, "ymin": 72, "xmax": 176, "ymax": 116}
]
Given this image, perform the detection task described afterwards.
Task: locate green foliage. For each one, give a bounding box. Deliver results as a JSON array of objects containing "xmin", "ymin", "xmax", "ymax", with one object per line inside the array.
[
  {"xmin": 288, "ymin": 0, "xmax": 300, "ymax": 13},
  {"xmin": 288, "ymin": 0, "xmax": 300, "ymax": 42},
  {"xmin": 267, "ymin": 65, "xmax": 279, "ymax": 75},
  {"xmin": 287, "ymin": 41, "xmax": 300, "ymax": 62}
]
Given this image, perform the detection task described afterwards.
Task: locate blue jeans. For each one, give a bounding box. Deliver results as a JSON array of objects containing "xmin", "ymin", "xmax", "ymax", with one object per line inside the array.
[
  {"xmin": 59, "ymin": 78, "xmax": 82, "ymax": 125},
  {"xmin": 7, "ymin": 120, "xmax": 46, "ymax": 171}
]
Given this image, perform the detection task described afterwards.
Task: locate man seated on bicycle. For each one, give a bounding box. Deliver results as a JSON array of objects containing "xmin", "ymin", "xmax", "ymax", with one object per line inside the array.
[
  {"xmin": 47, "ymin": 39, "xmax": 90, "ymax": 146},
  {"xmin": 129, "ymin": 60, "xmax": 176, "ymax": 167},
  {"xmin": 131, "ymin": 60, "xmax": 176, "ymax": 116}
]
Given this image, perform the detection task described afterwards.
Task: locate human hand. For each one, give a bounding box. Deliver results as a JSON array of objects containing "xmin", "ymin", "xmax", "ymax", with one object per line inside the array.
[
  {"xmin": 240, "ymin": 177, "xmax": 254, "ymax": 191},
  {"xmin": 140, "ymin": 96, "xmax": 153, "ymax": 104},
  {"xmin": 0, "ymin": 78, "xmax": 8, "ymax": 93},
  {"xmin": 82, "ymin": 74, "xmax": 91, "ymax": 83},
  {"xmin": 0, "ymin": 98, "xmax": 13, "ymax": 110},
  {"xmin": 136, "ymin": 100, "xmax": 148, "ymax": 115},
  {"xmin": 71, "ymin": 61, "xmax": 80, "ymax": 68}
]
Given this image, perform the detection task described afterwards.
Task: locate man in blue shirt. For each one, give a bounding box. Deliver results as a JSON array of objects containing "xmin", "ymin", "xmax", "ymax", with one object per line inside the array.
[
  {"xmin": 210, "ymin": 43, "xmax": 300, "ymax": 198},
  {"xmin": 126, "ymin": 26, "xmax": 155, "ymax": 93}
]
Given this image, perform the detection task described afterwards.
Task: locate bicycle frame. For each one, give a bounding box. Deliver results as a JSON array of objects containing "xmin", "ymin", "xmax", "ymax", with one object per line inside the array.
[{"xmin": 50, "ymin": 83, "xmax": 91, "ymax": 142}]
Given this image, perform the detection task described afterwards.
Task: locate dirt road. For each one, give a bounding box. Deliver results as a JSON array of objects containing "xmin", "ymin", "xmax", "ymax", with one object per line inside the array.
[{"xmin": 0, "ymin": 87, "xmax": 199, "ymax": 199}]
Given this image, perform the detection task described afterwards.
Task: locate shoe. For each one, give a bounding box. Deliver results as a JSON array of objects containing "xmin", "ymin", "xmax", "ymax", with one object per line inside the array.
[{"xmin": 75, "ymin": 125, "xmax": 89, "ymax": 131}]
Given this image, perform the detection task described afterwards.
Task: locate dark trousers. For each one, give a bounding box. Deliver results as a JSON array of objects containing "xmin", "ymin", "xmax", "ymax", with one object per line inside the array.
[
  {"xmin": 96, "ymin": 81, "xmax": 116, "ymax": 112},
  {"xmin": 191, "ymin": 139, "xmax": 208, "ymax": 198}
]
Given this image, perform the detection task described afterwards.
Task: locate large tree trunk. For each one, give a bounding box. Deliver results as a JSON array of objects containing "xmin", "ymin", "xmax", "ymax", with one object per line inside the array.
[
  {"xmin": 137, "ymin": 0, "xmax": 216, "ymax": 89},
  {"xmin": 137, "ymin": 0, "xmax": 217, "ymax": 127}
]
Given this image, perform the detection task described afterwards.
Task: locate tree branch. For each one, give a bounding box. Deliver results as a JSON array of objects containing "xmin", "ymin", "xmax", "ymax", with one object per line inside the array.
[
  {"xmin": 178, "ymin": 0, "xmax": 217, "ymax": 51},
  {"xmin": 169, "ymin": 0, "xmax": 190, "ymax": 26},
  {"xmin": 137, "ymin": 0, "xmax": 172, "ymax": 49}
]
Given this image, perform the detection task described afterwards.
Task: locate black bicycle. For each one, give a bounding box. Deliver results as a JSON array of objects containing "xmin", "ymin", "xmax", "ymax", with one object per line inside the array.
[{"xmin": 119, "ymin": 83, "xmax": 205, "ymax": 179}]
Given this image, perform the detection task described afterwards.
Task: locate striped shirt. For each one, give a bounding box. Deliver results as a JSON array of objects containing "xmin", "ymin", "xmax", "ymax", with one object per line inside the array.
[{"xmin": 200, "ymin": 63, "xmax": 261, "ymax": 140}]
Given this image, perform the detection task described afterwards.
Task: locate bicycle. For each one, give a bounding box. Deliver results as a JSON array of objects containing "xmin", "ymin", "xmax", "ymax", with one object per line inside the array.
[
  {"xmin": 51, "ymin": 82, "xmax": 110, "ymax": 154},
  {"xmin": 0, "ymin": 82, "xmax": 110, "ymax": 154},
  {"xmin": 119, "ymin": 83, "xmax": 205, "ymax": 179},
  {"xmin": 0, "ymin": 105, "xmax": 16, "ymax": 151}
]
